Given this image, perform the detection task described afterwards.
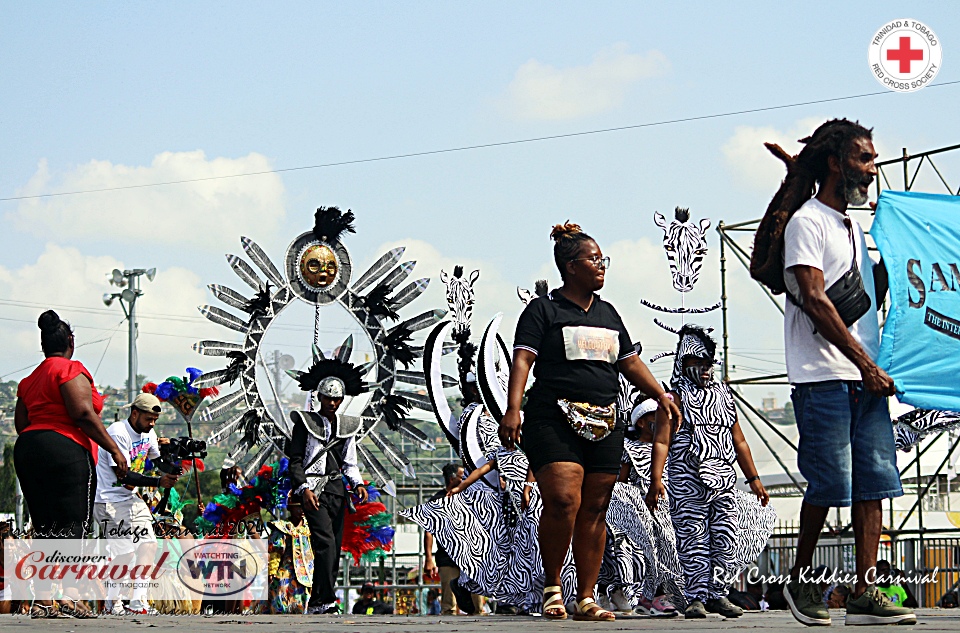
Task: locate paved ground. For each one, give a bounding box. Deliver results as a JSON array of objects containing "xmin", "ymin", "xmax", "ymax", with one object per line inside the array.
[{"xmin": 3, "ymin": 610, "xmax": 958, "ymax": 631}]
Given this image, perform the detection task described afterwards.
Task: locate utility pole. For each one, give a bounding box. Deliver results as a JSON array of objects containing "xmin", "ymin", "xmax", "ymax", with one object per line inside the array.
[{"xmin": 104, "ymin": 268, "xmax": 156, "ymax": 402}]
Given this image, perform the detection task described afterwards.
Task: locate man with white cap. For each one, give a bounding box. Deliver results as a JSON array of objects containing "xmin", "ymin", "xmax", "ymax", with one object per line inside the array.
[
  {"xmin": 94, "ymin": 392, "xmax": 180, "ymax": 615},
  {"xmin": 288, "ymin": 370, "xmax": 369, "ymax": 615}
]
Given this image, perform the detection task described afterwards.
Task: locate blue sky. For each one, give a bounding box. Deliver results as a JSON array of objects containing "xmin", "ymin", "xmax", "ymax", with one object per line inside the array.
[{"xmin": 2, "ymin": 1, "xmax": 959, "ymax": 417}]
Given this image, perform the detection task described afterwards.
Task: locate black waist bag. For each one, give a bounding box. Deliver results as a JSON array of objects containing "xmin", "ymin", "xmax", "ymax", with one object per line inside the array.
[
  {"xmin": 824, "ymin": 263, "xmax": 872, "ymax": 327},
  {"xmin": 787, "ymin": 216, "xmax": 871, "ymax": 329}
]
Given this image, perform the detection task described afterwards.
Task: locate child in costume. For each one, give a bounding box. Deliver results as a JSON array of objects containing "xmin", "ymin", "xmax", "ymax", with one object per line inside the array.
[
  {"xmin": 598, "ymin": 398, "xmax": 682, "ymax": 617},
  {"xmin": 647, "ymin": 325, "xmax": 775, "ymax": 619},
  {"xmin": 267, "ymin": 495, "xmax": 314, "ymax": 614}
]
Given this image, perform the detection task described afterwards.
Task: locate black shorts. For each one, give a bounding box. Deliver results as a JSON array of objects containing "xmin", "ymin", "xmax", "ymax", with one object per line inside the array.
[{"xmin": 520, "ymin": 397, "xmax": 624, "ymax": 475}]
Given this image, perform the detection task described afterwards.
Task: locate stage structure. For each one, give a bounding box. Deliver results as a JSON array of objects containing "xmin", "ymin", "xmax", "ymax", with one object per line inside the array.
[{"xmin": 716, "ymin": 143, "xmax": 960, "ymax": 570}]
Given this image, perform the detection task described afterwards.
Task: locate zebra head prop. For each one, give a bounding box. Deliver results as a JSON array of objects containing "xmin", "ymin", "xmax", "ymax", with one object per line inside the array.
[
  {"xmin": 440, "ymin": 265, "xmax": 479, "ymax": 339},
  {"xmin": 654, "ymin": 207, "xmax": 710, "ymax": 293}
]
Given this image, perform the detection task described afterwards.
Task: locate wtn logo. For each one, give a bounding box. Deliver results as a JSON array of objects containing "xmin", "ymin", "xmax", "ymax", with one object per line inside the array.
[{"xmin": 184, "ymin": 559, "xmax": 247, "ymax": 581}]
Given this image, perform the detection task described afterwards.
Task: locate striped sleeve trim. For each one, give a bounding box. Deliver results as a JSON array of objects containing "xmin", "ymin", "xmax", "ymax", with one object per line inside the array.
[
  {"xmin": 514, "ymin": 345, "xmax": 538, "ymax": 356},
  {"xmin": 617, "ymin": 350, "xmax": 638, "ymax": 361}
]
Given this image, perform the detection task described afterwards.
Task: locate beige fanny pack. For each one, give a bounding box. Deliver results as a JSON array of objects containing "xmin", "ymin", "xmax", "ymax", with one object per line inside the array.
[{"xmin": 557, "ymin": 399, "xmax": 617, "ymax": 441}]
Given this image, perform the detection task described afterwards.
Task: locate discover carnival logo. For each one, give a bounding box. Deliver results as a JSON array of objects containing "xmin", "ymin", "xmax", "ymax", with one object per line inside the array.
[{"xmin": 869, "ymin": 19, "xmax": 942, "ymax": 92}]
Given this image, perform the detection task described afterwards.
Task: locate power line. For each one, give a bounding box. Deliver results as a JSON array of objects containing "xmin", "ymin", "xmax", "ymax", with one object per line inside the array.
[{"xmin": 4, "ymin": 80, "xmax": 959, "ymax": 203}]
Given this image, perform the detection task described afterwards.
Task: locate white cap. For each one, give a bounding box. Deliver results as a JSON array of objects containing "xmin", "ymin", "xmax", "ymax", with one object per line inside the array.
[{"xmin": 630, "ymin": 398, "xmax": 658, "ymax": 426}]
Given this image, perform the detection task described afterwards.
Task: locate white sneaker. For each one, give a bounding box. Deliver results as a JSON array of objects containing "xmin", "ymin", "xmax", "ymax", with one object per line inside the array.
[
  {"xmin": 126, "ymin": 601, "xmax": 159, "ymax": 615},
  {"xmin": 110, "ymin": 601, "xmax": 126, "ymax": 616},
  {"xmin": 610, "ymin": 589, "xmax": 633, "ymax": 613}
]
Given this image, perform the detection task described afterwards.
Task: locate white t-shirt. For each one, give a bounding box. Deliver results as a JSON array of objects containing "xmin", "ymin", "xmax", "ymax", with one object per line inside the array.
[
  {"xmin": 783, "ymin": 198, "xmax": 880, "ymax": 383},
  {"xmin": 95, "ymin": 419, "xmax": 161, "ymax": 503}
]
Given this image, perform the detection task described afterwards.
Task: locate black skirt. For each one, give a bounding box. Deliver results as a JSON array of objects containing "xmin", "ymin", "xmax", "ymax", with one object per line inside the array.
[
  {"xmin": 15, "ymin": 429, "xmax": 96, "ymax": 537},
  {"xmin": 520, "ymin": 393, "xmax": 624, "ymax": 475}
]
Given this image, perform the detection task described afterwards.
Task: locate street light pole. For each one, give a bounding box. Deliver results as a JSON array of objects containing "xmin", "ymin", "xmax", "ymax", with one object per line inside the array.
[
  {"xmin": 127, "ymin": 273, "xmax": 139, "ymax": 404},
  {"xmin": 104, "ymin": 267, "xmax": 155, "ymax": 403}
]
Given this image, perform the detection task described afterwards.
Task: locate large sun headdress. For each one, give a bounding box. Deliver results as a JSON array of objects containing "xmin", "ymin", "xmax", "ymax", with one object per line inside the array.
[
  {"xmin": 654, "ymin": 207, "xmax": 710, "ymax": 293},
  {"xmin": 191, "ymin": 206, "xmax": 443, "ymax": 493}
]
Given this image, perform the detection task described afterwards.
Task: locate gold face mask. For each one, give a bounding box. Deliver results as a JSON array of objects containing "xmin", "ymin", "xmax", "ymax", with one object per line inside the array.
[{"xmin": 299, "ymin": 244, "xmax": 339, "ymax": 289}]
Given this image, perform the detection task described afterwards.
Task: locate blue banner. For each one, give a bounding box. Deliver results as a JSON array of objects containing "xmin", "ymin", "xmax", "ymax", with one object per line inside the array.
[{"xmin": 874, "ymin": 190, "xmax": 960, "ymax": 412}]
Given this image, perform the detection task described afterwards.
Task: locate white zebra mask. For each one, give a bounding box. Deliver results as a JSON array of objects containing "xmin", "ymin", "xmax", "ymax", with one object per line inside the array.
[{"xmin": 654, "ymin": 207, "xmax": 710, "ymax": 293}]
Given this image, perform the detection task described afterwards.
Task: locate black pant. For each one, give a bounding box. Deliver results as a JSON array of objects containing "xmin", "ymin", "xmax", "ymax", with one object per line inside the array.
[
  {"xmin": 14, "ymin": 430, "xmax": 95, "ymax": 538},
  {"xmin": 304, "ymin": 491, "xmax": 346, "ymax": 606}
]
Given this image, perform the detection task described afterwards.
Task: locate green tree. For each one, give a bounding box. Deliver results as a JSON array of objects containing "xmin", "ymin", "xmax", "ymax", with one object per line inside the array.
[{"xmin": 0, "ymin": 443, "xmax": 17, "ymax": 512}]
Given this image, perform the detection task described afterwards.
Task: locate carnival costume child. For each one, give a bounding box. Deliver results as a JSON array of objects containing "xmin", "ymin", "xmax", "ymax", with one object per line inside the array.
[
  {"xmin": 267, "ymin": 495, "xmax": 314, "ymax": 614},
  {"xmin": 647, "ymin": 325, "xmax": 776, "ymax": 619},
  {"xmin": 597, "ymin": 397, "xmax": 683, "ymax": 616}
]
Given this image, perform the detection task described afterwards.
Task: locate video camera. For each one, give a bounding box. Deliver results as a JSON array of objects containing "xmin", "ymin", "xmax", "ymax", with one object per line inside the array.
[
  {"xmin": 153, "ymin": 437, "xmax": 207, "ymax": 517},
  {"xmin": 155, "ymin": 437, "xmax": 207, "ymax": 475}
]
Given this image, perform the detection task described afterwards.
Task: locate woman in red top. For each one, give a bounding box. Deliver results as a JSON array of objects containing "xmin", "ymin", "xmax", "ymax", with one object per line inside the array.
[{"xmin": 14, "ymin": 311, "xmax": 128, "ymax": 544}]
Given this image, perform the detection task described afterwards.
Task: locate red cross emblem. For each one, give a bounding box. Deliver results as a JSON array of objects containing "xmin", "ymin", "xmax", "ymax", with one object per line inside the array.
[{"xmin": 886, "ymin": 36, "xmax": 924, "ymax": 73}]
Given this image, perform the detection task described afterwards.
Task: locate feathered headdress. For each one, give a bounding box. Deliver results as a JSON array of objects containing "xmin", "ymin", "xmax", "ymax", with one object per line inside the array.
[
  {"xmin": 376, "ymin": 393, "xmax": 410, "ymax": 431},
  {"xmin": 241, "ymin": 282, "xmax": 272, "ymax": 319},
  {"xmin": 195, "ymin": 459, "xmax": 291, "ymax": 536},
  {"xmin": 342, "ymin": 483, "xmax": 394, "ymax": 564},
  {"xmin": 383, "ymin": 326, "xmax": 415, "ymax": 369},
  {"xmin": 313, "ymin": 206, "xmax": 357, "ymax": 244},
  {"xmin": 294, "ymin": 358, "xmax": 365, "ymax": 397},
  {"xmin": 361, "ymin": 284, "xmax": 400, "ymax": 321}
]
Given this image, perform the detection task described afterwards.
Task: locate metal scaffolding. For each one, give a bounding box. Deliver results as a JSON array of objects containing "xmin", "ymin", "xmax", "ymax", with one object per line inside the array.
[{"xmin": 716, "ymin": 143, "xmax": 960, "ymax": 604}]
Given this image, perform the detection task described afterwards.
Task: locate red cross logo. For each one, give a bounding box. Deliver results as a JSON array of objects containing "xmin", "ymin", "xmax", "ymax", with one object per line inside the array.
[{"xmin": 886, "ymin": 36, "xmax": 924, "ymax": 73}]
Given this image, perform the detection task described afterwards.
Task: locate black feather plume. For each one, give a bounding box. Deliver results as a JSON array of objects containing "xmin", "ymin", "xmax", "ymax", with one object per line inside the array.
[
  {"xmin": 534, "ymin": 279, "xmax": 549, "ymax": 297},
  {"xmin": 296, "ymin": 358, "xmax": 365, "ymax": 396},
  {"xmin": 241, "ymin": 282, "xmax": 272, "ymax": 319},
  {"xmin": 377, "ymin": 393, "xmax": 410, "ymax": 431},
  {"xmin": 361, "ymin": 284, "xmax": 400, "ymax": 321},
  {"xmin": 223, "ymin": 351, "xmax": 248, "ymax": 385},
  {"xmin": 313, "ymin": 206, "xmax": 357, "ymax": 243},
  {"xmin": 383, "ymin": 326, "xmax": 415, "ymax": 368}
]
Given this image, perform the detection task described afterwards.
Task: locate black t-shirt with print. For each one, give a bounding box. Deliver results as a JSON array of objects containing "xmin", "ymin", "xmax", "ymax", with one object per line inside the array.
[{"xmin": 513, "ymin": 290, "xmax": 635, "ymax": 406}]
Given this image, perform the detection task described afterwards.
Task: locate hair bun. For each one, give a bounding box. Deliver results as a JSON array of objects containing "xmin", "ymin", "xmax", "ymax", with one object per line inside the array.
[
  {"xmin": 550, "ymin": 221, "xmax": 582, "ymax": 242},
  {"xmin": 38, "ymin": 310, "xmax": 61, "ymax": 331}
]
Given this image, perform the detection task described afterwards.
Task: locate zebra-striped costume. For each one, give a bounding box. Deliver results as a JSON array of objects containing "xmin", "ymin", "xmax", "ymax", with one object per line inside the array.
[
  {"xmin": 598, "ymin": 439, "xmax": 685, "ymax": 606},
  {"xmin": 667, "ymin": 329, "xmax": 776, "ymax": 604}
]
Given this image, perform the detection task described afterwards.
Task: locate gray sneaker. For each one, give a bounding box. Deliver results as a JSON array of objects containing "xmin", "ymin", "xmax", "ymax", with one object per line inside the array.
[
  {"xmin": 684, "ymin": 599, "xmax": 707, "ymax": 619},
  {"xmin": 705, "ymin": 596, "xmax": 743, "ymax": 618},
  {"xmin": 784, "ymin": 579, "xmax": 831, "ymax": 626},
  {"xmin": 845, "ymin": 586, "xmax": 916, "ymax": 626}
]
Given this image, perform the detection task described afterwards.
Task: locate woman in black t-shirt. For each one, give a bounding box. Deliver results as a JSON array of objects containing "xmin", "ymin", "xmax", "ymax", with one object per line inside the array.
[{"xmin": 499, "ymin": 222, "xmax": 680, "ymax": 621}]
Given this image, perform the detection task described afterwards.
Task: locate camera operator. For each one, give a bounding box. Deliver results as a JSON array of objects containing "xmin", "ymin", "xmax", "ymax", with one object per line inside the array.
[{"xmin": 93, "ymin": 393, "xmax": 180, "ymax": 615}]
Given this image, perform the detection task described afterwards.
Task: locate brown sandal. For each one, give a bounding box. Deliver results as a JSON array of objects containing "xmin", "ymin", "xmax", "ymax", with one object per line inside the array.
[
  {"xmin": 543, "ymin": 585, "xmax": 567, "ymax": 620},
  {"xmin": 572, "ymin": 597, "xmax": 616, "ymax": 622},
  {"xmin": 30, "ymin": 603, "xmax": 66, "ymax": 619}
]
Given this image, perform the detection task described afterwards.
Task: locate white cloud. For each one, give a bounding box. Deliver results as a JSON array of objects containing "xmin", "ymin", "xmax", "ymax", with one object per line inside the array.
[
  {"xmin": 0, "ymin": 244, "xmax": 222, "ymax": 388},
  {"xmin": 8, "ymin": 151, "xmax": 286, "ymax": 251},
  {"xmin": 721, "ymin": 117, "xmax": 826, "ymax": 192},
  {"xmin": 721, "ymin": 117, "xmax": 899, "ymax": 194},
  {"xmin": 500, "ymin": 44, "xmax": 669, "ymax": 121}
]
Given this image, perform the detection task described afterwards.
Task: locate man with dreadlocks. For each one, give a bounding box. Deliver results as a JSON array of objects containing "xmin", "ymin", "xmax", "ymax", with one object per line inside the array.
[
  {"xmin": 646, "ymin": 325, "xmax": 771, "ymax": 619},
  {"xmin": 751, "ymin": 119, "xmax": 915, "ymax": 626},
  {"xmin": 287, "ymin": 354, "xmax": 370, "ymax": 615}
]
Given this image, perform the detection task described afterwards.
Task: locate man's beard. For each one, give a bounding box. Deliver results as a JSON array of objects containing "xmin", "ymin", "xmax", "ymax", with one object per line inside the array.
[{"xmin": 838, "ymin": 164, "xmax": 871, "ymax": 206}]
